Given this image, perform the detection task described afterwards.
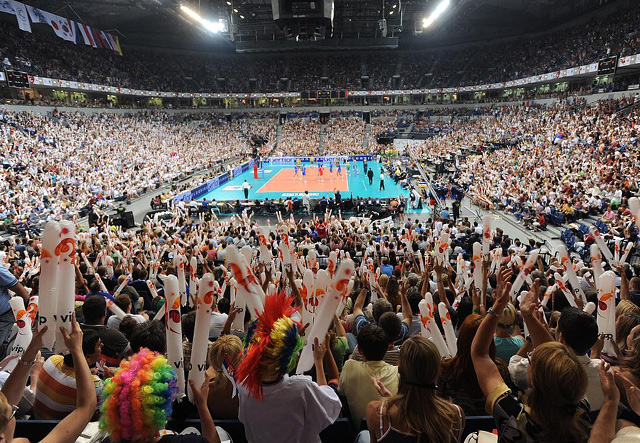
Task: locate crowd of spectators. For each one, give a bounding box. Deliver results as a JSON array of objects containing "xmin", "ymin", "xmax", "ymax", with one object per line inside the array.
[
  {"xmin": 323, "ymin": 116, "xmax": 366, "ymax": 155},
  {"xmin": 1, "ymin": 3, "xmax": 639, "ymax": 93},
  {"xmin": 0, "ymin": 109, "xmax": 277, "ymax": 231},
  {"xmin": 0, "ymin": 184, "xmax": 639, "ymax": 441},
  {"xmin": 277, "ymin": 116, "xmax": 321, "ymax": 156}
]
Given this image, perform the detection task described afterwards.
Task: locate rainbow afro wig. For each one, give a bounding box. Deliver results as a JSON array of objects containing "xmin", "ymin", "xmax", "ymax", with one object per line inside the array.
[
  {"xmin": 236, "ymin": 292, "xmax": 304, "ymax": 399},
  {"xmin": 99, "ymin": 348, "xmax": 178, "ymax": 442}
]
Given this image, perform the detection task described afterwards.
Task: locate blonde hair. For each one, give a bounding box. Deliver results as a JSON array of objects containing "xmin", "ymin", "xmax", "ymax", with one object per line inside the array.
[
  {"xmin": 498, "ymin": 303, "xmax": 517, "ymax": 327},
  {"xmin": 616, "ymin": 300, "xmax": 640, "ymax": 317},
  {"xmin": 378, "ymin": 274, "xmax": 389, "ymax": 290},
  {"xmin": 0, "ymin": 392, "xmax": 9, "ymax": 433},
  {"xmin": 526, "ymin": 342, "xmax": 588, "ymax": 443},
  {"xmin": 388, "ymin": 337, "xmax": 460, "ymax": 443},
  {"xmin": 616, "ymin": 310, "xmax": 640, "ymax": 355},
  {"xmin": 622, "ymin": 334, "xmax": 640, "ymax": 379},
  {"xmin": 208, "ymin": 335, "xmax": 243, "ymax": 388}
]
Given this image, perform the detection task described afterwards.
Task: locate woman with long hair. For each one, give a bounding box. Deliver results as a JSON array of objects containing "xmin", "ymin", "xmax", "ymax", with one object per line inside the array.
[
  {"xmin": 205, "ymin": 334, "xmax": 243, "ymax": 419},
  {"xmin": 472, "ymin": 268, "xmax": 590, "ymax": 443},
  {"xmin": 364, "ymin": 336, "xmax": 464, "ymax": 443},
  {"xmin": 439, "ymin": 314, "xmax": 511, "ymax": 415}
]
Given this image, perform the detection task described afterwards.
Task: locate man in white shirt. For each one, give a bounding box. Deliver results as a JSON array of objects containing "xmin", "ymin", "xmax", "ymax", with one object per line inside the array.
[
  {"xmin": 242, "ymin": 180, "xmax": 251, "ymax": 200},
  {"xmin": 209, "ymin": 298, "xmax": 228, "ymax": 339},
  {"xmin": 106, "ymin": 294, "xmax": 147, "ymax": 329},
  {"xmin": 302, "ymin": 191, "xmax": 311, "ymax": 215},
  {"xmin": 237, "ymin": 301, "xmax": 341, "ymax": 443}
]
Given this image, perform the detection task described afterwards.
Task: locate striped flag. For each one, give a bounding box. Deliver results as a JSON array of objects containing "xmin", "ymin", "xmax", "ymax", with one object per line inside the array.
[
  {"xmin": 106, "ymin": 33, "xmax": 123, "ymax": 56},
  {"xmin": 99, "ymin": 30, "xmax": 114, "ymax": 51},
  {"xmin": 77, "ymin": 22, "xmax": 97, "ymax": 47},
  {"xmin": 91, "ymin": 28, "xmax": 105, "ymax": 48}
]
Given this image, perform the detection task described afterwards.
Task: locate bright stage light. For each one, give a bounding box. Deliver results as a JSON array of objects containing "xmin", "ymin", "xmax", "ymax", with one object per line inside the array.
[
  {"xmin": 180, "ymin": 4, "xmax": 224, "ymax": 33},
  {"xmin": 422, "ymin": 0, "xmax": 450, "ymax": 28}
]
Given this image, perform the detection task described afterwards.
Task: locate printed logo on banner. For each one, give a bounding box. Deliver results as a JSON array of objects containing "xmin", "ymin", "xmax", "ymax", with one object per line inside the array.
[{"xmin": 282, "ymin": 192, "xmax": 321, "ymax": 197}]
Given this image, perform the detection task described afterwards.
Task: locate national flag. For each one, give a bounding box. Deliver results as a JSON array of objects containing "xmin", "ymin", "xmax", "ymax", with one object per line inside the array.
[
  {"xmin": 25, "ymin": 4, "xmax": 46, "ymax": 23},
  {"xmin": 222, "ymin": 355, "xmax": 238, "ymax": 398},
  {"xmin": 44, "ymin": 12, "xmax": 76, "ymax": 43},
  {"xmin": 106, "ymin": 33, "xmax": 123, "ymax": 56},
  {"xmin": 0, "ymin": 0, "xmax": 14, "ymax": 14},
  {"xmin": 91, "ymin": 28, "xmax": 106, "ymax": 48},
  {"xmin": 77, "ymin": 22, "xmax": 97, "ymax": 47},
  {"xmin": 100, "ymin": 30, "xmax": 114, "ymax": 51},
  {"xmin": 11, "ymin": 1, "xmax": 31, "ymax": 32}
]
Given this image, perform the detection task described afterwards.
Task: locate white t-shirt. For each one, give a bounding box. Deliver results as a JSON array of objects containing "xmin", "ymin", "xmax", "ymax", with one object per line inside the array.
[
  {"xmin": 238, "ymin": 375, "xmax": 341, "ymax": 443},
  {"xmin": 209, "ymin": 311, "xmax": 228, "ymax": 339},
  {"xmin": 107, "ymin": 314, "xmax": 146, "ymax": 330}
]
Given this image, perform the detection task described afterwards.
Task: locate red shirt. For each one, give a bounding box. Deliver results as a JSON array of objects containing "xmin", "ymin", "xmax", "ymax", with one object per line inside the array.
[{"xmin": 316, "ymin": 222, "xmax": 327, "ymax": 239}]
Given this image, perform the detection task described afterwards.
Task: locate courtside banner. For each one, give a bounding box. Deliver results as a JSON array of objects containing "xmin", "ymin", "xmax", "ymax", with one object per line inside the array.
[
  {"xmin": 174, "ymin": 160, "xmax": 253, "ymax": 201},
  {"xmin": 263, "ymin": 155, "xmax": 374, "ymax": 165}
]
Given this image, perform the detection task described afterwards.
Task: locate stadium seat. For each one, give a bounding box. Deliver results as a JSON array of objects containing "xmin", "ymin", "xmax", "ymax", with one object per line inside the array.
[{"xmin": 15, "ymin": 416, "xmax": 498, "ymax": 441}]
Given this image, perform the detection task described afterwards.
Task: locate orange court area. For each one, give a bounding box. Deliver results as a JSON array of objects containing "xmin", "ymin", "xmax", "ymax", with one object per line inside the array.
[{"xmin": 256, "ymin": 167, "xmax": 349, "ymax": 194}]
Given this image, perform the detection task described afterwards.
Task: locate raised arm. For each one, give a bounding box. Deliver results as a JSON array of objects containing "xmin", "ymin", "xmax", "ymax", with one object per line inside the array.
[
  {"xmin": 471, "ymin": 267, "xmax": 512, "ymax": 398},
  {"xmin": 189, "ymin": 374, "xmax": 221, "ymax": 443},
  {"xmin": 286, "ymin": 265, "xmax": 302, "ymax": 311},
  {"xmin": 520, "ymin": 279, "xmax": 554, "ymax": 348},
  {"xmin": 41, "ymin": 315, "xmax": 98, "ymax": 443},
  {"xmin": 353, "ymin": 287, "xmax": 368, "ymax": 317},
  {"xmin": 618, "ymin": 265, "xmax": 630, "ymax": 302},
  {"xmin": 2, "ymin": 326, "xmax": 46, "ymax": 408},
  {"xmin": 588, "ymin": 362, "xmax": 619, "ymax": 443},
  {"xmin": 399, "ymin": 281, "xmax": 412, "ymax": 328}
]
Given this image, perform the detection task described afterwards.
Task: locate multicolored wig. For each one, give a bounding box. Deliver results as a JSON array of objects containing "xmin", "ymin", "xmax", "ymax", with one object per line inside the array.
[
  {"xmin": 236, "ymin": 292, "xmax": 304, "ymax": 399},
  {"xmin": 99, "ymin": 349, "xmax": 179, "ymax": 442}
]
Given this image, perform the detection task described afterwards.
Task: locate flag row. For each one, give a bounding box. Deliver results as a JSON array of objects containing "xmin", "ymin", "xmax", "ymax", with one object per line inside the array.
[{"xmin": 0, "ymin": 0, "xmax": 122, "ymax": 55}]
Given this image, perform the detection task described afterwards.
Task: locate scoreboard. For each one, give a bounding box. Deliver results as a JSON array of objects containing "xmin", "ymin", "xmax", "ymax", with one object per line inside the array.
[
  {"xmin": 5, "ymin": 71, "xmax": 29, "ymax": 88},
  {"xmin": 597, "ymin": 56, "xmax": 618, "ymax": 76},
  {"xmin": 300, "ymin": 90, "xmax": 349, "ymax": 99}
]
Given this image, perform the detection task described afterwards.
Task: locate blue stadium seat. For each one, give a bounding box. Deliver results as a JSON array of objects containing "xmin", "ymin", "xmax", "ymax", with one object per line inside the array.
[{"xmin": 561, "ymin": 229, "xmax": 576, "ymax": 251}]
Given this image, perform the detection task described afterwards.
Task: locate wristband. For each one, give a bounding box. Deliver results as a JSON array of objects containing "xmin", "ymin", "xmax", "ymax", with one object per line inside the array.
[
  {"xmin": 18, "ymin": 356, "xmax": 36, "ymax": 366},
  {"xmin": 487, "ymin": 308, "xmax": 502, "ymax": 319}
]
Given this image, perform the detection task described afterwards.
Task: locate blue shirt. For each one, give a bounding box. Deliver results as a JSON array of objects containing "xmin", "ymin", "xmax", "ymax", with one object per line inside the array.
[
  {"xmin": 380, "ymin": 264, "xmax": 393, "ymax": 276},
  {"xmin": 0, "ymin": 267, "xmax": 18, "ymax": 315}
]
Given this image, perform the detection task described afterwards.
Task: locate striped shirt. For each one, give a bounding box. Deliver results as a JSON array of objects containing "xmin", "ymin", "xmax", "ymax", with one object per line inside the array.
[{"xmin": 34, "ymin": 355, "xmax": 102, "ymax": 420}]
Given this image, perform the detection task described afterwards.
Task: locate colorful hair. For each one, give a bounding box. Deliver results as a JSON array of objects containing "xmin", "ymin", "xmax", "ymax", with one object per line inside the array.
[
  {"xmin": 99, "ymin": 349, "xmax": 178, "ymax": 442},
  {"xmin": 236, "ymin": 292, "xmax": 304, "ymax": 399}
]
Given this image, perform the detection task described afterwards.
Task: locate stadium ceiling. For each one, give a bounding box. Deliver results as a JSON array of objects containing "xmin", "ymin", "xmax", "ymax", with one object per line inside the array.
[{"xmin": 21, "ymin": 0, "xmax": 625, "ymax": 52}]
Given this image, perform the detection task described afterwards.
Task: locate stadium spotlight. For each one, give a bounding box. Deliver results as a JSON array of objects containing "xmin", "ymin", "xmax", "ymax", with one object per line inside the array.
[
  {"xmin": 422, "ymin": 0, "xmax": 450, "ymax": 28},
  {"xmin": 180, "ymin": 4, "xmax": 225, "ymax": 33}
]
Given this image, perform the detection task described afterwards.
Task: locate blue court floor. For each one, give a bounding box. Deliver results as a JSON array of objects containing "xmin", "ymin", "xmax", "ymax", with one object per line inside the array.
[{"xmin": 198, "ymin": 161, "xmax": 410, "ymax": 202}]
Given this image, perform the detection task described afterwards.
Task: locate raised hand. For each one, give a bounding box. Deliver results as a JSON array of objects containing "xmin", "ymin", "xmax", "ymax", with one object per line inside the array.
[{"xmin": 520, "ymin": 278, "xmax": 541, "ymax": 317}]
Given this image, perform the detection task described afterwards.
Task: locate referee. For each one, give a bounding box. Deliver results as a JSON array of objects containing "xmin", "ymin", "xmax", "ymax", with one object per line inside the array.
[{"xmin": 242, "ymin": 180, "xmax": 251, "ymax": 200}]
